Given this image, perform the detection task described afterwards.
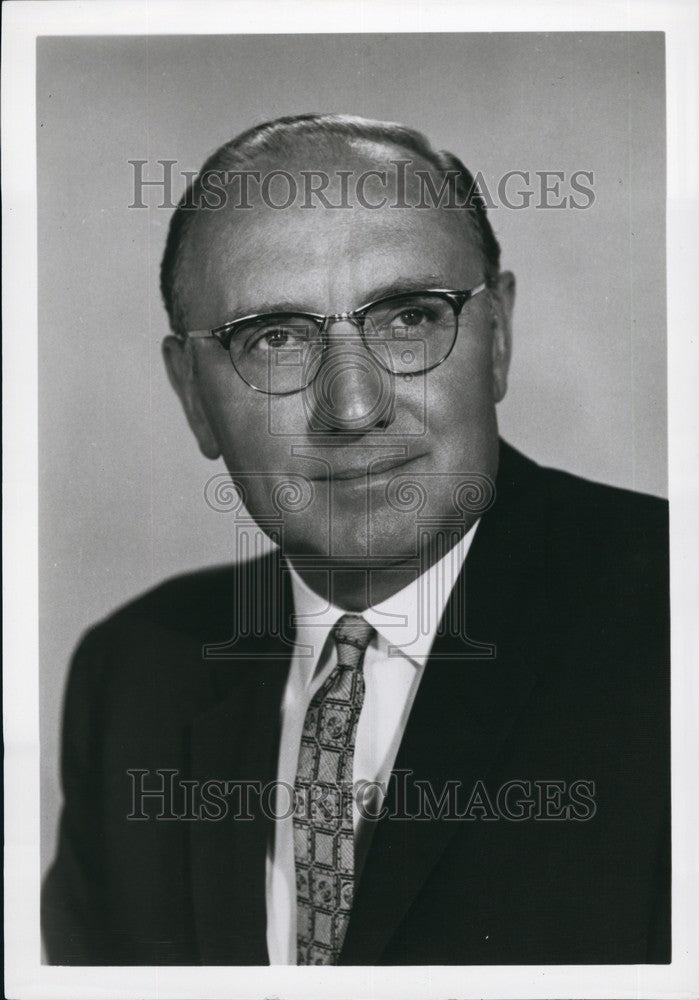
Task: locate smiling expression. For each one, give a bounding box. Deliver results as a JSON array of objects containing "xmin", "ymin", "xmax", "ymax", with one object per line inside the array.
[{"xmin": 164, "ymin": 141, "xmax": 514, "ymax": 570}]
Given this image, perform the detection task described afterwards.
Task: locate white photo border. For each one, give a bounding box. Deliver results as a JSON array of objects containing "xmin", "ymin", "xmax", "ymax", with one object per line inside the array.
[{"xmin": 3, "ymin": 1, "xmax": 698, "ymax": 997}]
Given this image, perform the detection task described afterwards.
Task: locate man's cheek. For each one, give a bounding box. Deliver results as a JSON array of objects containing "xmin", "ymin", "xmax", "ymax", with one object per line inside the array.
[{"xmin": 425, "ymin": 383, "xmax": 491, "ymax": 439}]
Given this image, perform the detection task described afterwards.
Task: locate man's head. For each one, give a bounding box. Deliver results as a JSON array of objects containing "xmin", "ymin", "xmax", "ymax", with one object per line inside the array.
[{"xmin": 161, "ymin": 113, "xmax": 514, "ymax": 592}]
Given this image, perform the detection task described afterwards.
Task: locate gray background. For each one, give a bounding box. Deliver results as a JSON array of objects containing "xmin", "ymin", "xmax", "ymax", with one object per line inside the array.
[{"xmin": 38, "ymin": 32, "xmax": 666, "ymax": 873}]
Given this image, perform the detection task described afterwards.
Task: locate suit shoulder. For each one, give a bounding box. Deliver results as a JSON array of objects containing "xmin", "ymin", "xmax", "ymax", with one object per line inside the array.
[
  {"xmin": 71, "ymin": 552, "xmax": 281, "ymax": 680},
  {"xmin": 502, "ymin": 441, "xmax": 666, "ymax": 530},
  {"xmin": 499, "ymin": 442, "xmax": 668, "ymax": 581},
  {"xmin": 538, "ymin": 461, "xmax": 668, "ymax": 598},
  {"xmin": 63, "ymin": 555, "xmax": 281, "ymax": 722},
  {"xmin": 540, "ymin": 461, "xmax": 667, "ymax": 530},
  {"xmin": 543, "ymin": 471, "xmax": 668, "ymax": 576},
  {"xmin": 91, "ymin": 555, "xmax": 278, "ymax": 638}
]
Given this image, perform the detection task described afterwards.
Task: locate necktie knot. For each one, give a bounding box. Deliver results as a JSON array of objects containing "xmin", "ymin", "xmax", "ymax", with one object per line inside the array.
[{"xmin": 332, "ymin": 613, "xmax": 375, "ymax": 669}]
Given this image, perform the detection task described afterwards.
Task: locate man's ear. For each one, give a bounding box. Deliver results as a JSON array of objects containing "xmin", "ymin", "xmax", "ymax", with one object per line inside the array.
[
  {"xmin": 162, "ymin": 336, "xmax": 221, "ymax": 460},
  {"xmin": 490, "ymin": 270, "xmax": 515, "ymax": 403}
]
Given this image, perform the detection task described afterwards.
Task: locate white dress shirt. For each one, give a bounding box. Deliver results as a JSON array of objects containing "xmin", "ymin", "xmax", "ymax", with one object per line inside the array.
[{"xmin": 265, "ymin": 521, "xmax": 479, "ymax": 964}]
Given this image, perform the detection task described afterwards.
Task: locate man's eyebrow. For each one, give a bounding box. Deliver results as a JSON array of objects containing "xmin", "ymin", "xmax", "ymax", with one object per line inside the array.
[
  {"xmin": 358, "ymin": 276, "xmax": 448, "ymax": 304},
  {"xmin": 225, "ymin": 276, "xmax": 448, "ymax": 323},
  {"xmin": 227, "ymin": 298, "xmax": 309, "ymax": 319}
]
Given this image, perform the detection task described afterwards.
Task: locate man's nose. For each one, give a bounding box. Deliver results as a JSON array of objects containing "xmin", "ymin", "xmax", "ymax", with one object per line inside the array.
[{"xmin": 304, "ymin": 318, "xmax": 395, "ymax": 433}]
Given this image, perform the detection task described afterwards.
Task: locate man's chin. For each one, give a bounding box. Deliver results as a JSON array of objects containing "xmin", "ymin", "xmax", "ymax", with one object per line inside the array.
[{"xmin": 279, "ymin": 528, "xmax": 420, "ymax": 569}]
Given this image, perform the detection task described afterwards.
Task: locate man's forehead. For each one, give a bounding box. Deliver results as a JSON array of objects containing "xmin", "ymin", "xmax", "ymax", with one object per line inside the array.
[
  {"xmin": 188, "ymin": 204, "xmax": 477, "ymax": 311},
  {"xmin": 181, "ymin": 137, "xmax": 482, "ymax": 321}
]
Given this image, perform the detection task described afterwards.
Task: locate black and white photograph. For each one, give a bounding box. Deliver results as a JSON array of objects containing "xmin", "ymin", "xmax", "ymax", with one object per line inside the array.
[{"xmin": 3, "ymin": 3, "xmax": 699, "ymax": 998}]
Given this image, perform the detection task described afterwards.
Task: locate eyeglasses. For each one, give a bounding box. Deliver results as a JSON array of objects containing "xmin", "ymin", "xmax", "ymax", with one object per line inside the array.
[{"xmin": 185, "ymin": 282, "xmax": 487, "ymax": 395}]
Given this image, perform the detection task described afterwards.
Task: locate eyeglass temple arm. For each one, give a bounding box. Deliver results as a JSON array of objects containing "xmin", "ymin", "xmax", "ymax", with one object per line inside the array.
[{"xmin": 442, "ymin": 282, "xmax": 488, "ymax": 313}]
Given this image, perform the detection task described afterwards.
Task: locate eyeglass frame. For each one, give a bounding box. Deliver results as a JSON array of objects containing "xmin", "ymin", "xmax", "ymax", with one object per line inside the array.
[{"xmin": 184, "ymin": 281, "xmax": 488, "ymax": 395}]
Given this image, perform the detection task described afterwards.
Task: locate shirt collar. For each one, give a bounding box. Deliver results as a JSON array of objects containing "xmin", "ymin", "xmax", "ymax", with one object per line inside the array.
[{"xmin": 286, "ymin": 520, "xmax": 480, "ymax": 685}]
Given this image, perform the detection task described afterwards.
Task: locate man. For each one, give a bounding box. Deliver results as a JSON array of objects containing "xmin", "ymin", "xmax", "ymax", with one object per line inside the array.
[{"xmin": 42, "ymin": 113, "xmax": 670, "ymax": 965}]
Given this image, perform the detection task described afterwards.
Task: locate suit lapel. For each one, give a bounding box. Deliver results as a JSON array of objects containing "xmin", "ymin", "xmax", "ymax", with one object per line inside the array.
[
  {"xmin": 188, "ymin": 560, "xmax": 295, "ymax": 965},
  {"xmin": 340, "ymin": 639, "xmax": 537, "ymax": 964},
  {"xmin": 341, "ymin": 442, "xmax": 550, "ymax": 964},
  {"xmin": 188, "ymin": 656, "xmax": 289, "ymax": 964}
]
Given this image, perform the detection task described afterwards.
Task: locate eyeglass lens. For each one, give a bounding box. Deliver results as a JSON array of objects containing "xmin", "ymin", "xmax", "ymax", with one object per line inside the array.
[{"xmin": 228, "ymin": 292, "xmax": 458, "ymax": 394}]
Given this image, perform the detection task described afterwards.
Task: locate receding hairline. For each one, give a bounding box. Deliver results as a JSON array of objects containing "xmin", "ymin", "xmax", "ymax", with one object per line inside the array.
[{"xmin": 160, "ymin": 113, "xmax": 501, "ymax": 337}]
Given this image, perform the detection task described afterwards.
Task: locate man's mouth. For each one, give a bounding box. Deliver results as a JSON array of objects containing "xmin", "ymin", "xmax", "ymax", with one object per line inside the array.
[{"xmin": 311, "ymin": 453, "xmax": 424, "ymax": 482}]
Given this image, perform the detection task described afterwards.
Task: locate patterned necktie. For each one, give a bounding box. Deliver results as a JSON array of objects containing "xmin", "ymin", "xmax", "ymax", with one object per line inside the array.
[{"xmin": 294, "ymin": 612, "xmax": 376, "ymax": 965}]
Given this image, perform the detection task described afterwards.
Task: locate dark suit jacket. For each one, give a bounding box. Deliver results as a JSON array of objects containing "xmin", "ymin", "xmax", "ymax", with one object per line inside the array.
[{"xmin": 42, "ymin": 441, "xmax": 670, "ymax": 965}]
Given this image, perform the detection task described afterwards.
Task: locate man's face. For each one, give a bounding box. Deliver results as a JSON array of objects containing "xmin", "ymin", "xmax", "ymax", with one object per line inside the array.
[{"xmin": 165, "ymin": 144, "xmax": 514, "ymax": 572}]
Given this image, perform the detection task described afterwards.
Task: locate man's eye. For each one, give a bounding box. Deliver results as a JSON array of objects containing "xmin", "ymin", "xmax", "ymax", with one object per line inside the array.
[
  {"xmin": 250, "ymin": 327, "xmax": 305, "ymax": 351},
  {"xmin": 264, "ymin": 329, "xmax": 290, "ymax": 347},
  {"xmin": 395, "ymin": 308, "xmax": 427, "ymax": 327}
]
